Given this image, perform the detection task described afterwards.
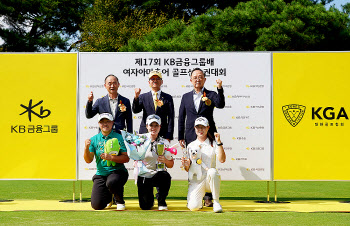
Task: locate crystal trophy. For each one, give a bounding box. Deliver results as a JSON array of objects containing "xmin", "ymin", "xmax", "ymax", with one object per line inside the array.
[
  {"xmin": 156, "ymin": 143, "xmax": 166, "ymax": 171},
  {"xmin": 181, "ymin": 146, "xmax": 188, "ymax": 168}
]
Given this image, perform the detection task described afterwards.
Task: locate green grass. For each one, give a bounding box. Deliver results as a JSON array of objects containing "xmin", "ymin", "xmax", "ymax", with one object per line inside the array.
[{"xmin": 1, "ymin": 180, "xmax": 350, "ymax": 225}]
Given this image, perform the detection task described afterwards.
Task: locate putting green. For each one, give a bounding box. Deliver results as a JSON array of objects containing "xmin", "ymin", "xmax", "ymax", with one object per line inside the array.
[{"xmin": 1, "ymin": 200, "xmax": 350, "ymax": 212}]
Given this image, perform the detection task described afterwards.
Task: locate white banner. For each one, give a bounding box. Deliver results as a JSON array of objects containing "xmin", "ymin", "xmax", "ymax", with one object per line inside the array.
[{"xmin": 78, "ymin": 52, "xmax": 271, "ymax": 181}]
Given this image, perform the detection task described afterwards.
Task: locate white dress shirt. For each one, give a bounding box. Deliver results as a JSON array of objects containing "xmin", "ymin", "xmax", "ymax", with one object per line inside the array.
[
  {"xmin": 108, "ymin": 95, "xmax": 119, "ymax": 119},
  {"xmin": 193, "ymin": 88, "xmax": 204, "ymax": 112},
  {"xmin": 151, "ymin": 90, "xmax": 162, "ymax": 101}
]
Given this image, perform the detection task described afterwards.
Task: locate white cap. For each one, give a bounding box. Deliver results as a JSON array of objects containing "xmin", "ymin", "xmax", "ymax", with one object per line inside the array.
[
  {"xmin": 146, "ymin": 114, "xmax": 161, "ymax": 125},
  {"xmin": 194, "ymin": 117, "xmax": 209, "ymax": 127},
  {"xmin": 98, "ymin": 113, "xmax": 113, "ymax": 122}
]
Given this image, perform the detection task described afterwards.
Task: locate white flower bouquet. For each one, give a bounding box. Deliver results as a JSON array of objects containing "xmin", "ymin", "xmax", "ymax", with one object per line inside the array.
[{"xmin": 121, "ymin": 130, "xmax": 151, "ymax": 161}]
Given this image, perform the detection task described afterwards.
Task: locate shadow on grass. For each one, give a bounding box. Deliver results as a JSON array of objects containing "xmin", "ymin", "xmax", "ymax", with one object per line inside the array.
[
  {"xmin": 130, "ymin": 196, "xmax": 350, "ymax": 202},
  {"xmin": 219, "ymin": 196, "xmax": 350, "ymax": 202},
  {"xmin": 60, "ymin": 198, "xmax": 91, "ymax": 203},
  {"xmin": 60, "ymin": 196, "xmax": 350, "ymax": 203}
]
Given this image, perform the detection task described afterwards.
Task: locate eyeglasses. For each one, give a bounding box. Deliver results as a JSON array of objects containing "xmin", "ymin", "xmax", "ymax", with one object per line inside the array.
[
  {"xmin": 106, "ymin": 82, "xmax": 118, "ymax": 86},
  {"xmin": 191, "ymin": 76, "xmax": 204, "ymax": 81}
]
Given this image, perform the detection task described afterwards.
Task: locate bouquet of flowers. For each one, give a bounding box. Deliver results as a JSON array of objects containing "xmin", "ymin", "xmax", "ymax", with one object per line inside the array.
[
  {"xmin": 121, "ymin": 130, "xmax": 151, "ymax": 183},
  {"xmin": 121, "ymin": 130, "xmax": 151, "ymax": 161}
]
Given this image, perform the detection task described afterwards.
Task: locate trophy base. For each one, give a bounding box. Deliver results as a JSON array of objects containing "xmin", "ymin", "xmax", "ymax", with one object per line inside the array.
[{"xmin": 156, "ymin": 163, "xmax": 166, "ymax": 171}]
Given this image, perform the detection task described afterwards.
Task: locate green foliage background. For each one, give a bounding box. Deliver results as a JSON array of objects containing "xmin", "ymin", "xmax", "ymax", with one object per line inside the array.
[{"xmin": 120, "ymin": 0, "xmax": 350, "ymax": 51}]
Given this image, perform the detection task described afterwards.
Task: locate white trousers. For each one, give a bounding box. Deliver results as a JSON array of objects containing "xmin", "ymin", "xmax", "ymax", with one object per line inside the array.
[{"xmin": 187, "ymin": 168, "xmax": 221, "ymax": 211}]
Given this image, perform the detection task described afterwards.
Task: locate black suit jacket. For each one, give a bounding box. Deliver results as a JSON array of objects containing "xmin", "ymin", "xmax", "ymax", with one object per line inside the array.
[
  {"xmin": 132, "ymin": 91, "xmax": 175, "ymax": 140},
  {"xmin": 85, "ymin": 94, "xmax": 133, "ymax": 133},
  {"xmin": 178, "ymin": 87, "xmax": 225, "ymax": 145}
]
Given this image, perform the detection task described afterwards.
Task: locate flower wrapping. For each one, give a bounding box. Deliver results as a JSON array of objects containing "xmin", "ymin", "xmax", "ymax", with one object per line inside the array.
[
  {"xmin": 121, "ymin": 130, "xmax": 150, "ymax": 161},
  {"xmin": 121, "ymin": 130, "xmax": 151, "ymax": 183}
]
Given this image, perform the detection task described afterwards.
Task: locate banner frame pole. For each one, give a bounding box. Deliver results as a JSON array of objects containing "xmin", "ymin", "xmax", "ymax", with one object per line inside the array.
[
  {"xmin": 274, "ymin": 181, "xmax": 277, "ymax": 202},
  {"xmin": 79, "ymin": 180, "xmax": 82, "ymax": 202},
  {"xmin": 267, "ymin": 181, "xmax": 270, "ymax": 202},
  {"xmin": 73, "ymin": 181, "xmax": 76, "ymax": 203}
]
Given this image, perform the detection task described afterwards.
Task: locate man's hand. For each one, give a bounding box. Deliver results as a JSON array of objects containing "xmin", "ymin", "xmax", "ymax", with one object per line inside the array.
[
  {"xmin": 216, "ymin": 79, "xmax": 223, "ymax": 89},
  {"xmin": 88, "ymin": 91, "xmax": 94, "ymax": 102},
  {"xmin": 134, "ymin": 88, "xmax": 141, "ymax": 99}
]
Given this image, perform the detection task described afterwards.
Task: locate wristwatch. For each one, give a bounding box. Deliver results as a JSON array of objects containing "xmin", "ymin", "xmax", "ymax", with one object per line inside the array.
[{"xmin": 217, "ymin": 142, "xmax": 223, "ymax": 146}]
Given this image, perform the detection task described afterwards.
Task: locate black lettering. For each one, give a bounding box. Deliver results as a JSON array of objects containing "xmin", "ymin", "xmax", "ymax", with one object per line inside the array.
[
  {"xmin": 323, "ymin": 107, "xmax": 335, "ymax": 120},
  {"xmin": 19, "ymin": 125, "xmax": 25, "ymax": 133},
  {"xmin": 312, "ymin": 107, "xmax": 322, "ymax": 119},
  {"xmin": 337, "ymin": 107, "xmax": 349, "ymax": 119},
  {"xmin": 11, "ymin": 126, "xmax": 18, "ymax": 133}
]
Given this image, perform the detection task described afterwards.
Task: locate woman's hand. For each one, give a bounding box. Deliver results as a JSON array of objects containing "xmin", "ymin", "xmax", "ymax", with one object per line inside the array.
[
  {"xmin": 100, "ymin": 153, "xmax": 111, "ymax": 161},
  {"xmin": 85, "ymin": 139, "xmax": 91, "ymax": 148},
  {"xmin": 157, "ymin": 155, "xmax": 166, "ymax": 163},
  {"xmin": 181, "ymin": 157, "xmax": 191, "ymax": 171},
  {"xmin": 214, "ymin": 132, "xmax": 221, "ymax": 143}
]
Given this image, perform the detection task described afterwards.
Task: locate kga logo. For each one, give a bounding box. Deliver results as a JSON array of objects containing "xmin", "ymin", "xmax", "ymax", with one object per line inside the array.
[
  {"xmin": 282, "ymin": 104, "xmax": 306, "ymax": 127},
  {"xmin": 20, "ymin": 99, "xmax": 51, "ymax": 122},
  {"xmin": 312, "ymin": 107, "xmax": 348, "ymax": 120}
]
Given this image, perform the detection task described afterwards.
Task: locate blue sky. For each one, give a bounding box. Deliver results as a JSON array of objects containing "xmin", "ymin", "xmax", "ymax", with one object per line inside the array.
[{"xmin": 326, "ymin": 0, "xmax": 349, "ymax": 9}]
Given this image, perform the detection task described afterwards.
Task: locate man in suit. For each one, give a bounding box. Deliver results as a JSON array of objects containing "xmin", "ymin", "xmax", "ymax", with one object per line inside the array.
[
  {"xmin": 178, "ymin": 68, "xmax": 225, "ymax": 207},
  {"xmin": 132, "ymin": 70, "xmax": 175, "ymax": 141},
  {"xmin": 86, "ymin": 74, "xmax": 133, "ymax": 133},
  {"xmin": 178, "ymin": 68, "xmax": 225, "ymax": 147}
]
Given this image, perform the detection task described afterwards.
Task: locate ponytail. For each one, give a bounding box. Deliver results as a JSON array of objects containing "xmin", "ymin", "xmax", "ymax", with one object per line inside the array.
[{"xmin": 207, "ymin": 132, "xmax": 214, "ymax": 147}]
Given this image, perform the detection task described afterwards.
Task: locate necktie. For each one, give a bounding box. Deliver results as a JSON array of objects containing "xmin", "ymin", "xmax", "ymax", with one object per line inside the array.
[{"xmin": 154, "ymin": 92, "xmax": 158, "ymax": 111}]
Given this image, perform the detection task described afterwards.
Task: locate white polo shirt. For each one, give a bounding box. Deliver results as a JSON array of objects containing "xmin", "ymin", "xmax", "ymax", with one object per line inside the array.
[{"xmin": 187, "ymin": 138, "xmax": 219, "ymax": 169}]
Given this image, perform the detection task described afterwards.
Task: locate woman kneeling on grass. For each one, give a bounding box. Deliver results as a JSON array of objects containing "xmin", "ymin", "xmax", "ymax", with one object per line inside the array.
[
  {"xmin": 137, "ymin": 114, "xmax": 174, "ymax": 210},
  {"xmin": 84, "ymin": 113, "xmax": 129, "ymax": 211},
  {"xmin": 181, "ymin": 116, "xmax": 226, "ymax": 213}
]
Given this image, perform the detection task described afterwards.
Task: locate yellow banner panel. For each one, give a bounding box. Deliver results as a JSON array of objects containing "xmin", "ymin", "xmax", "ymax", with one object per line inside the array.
[
  {"xmin": 273, "ymin": 52, "xmax": 350, "ymax": 180},
  {"xmin": 0, "ymin": 53, "xmax": 77, "ymax": 180}
]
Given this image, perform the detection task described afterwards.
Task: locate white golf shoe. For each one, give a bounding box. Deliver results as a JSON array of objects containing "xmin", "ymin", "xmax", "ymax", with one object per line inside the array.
[
  {"xmin": 213, "ymin": 201, "xmax": 223, "ymax": 213},
  {"xmin": 117, "ymin": 203, "xmax": 126, "ymax": 210}
]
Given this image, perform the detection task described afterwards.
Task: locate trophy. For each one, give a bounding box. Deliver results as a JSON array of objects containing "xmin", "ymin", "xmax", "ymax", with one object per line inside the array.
[
  {"xmin": 156, "ymin": 143, "xmax": 166, "ymax": 171},
  {"xmin": 181, "ymin": 146, "xmax": 188, "ymax": 169}
]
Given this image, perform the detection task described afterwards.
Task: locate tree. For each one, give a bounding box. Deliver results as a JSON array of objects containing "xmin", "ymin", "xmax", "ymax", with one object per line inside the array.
[
  {"xmin": 77, "ymin": 0, "xmax": 254, "ymax": 52},
  {"xmin": 342, "ymin": 2, "xmax": 350, "ymax": 14},
  {"xmin": 127, "ymin": 0, "xmax": 250, "ymax": 21},
  {"xmin": 0, "ymin": 0, "xmax": 92, "ymax": 52},
  {"xmin": 78, "ymin": 0, "xmax": 168, "ymax": 52},
  {"xmin": 121, "ymin": 0, "xmax": 350, "ymax": 51}
]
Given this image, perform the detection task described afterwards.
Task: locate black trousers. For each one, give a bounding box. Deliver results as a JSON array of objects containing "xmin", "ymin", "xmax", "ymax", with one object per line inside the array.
[
  {"xmin": 91, "ymin": 170, "xmax": 128, "ymax": 210},
  {"xmin": 137, "ymin": 171, "xmax": 171, "ymax": 210}
]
